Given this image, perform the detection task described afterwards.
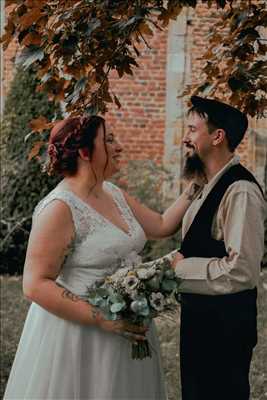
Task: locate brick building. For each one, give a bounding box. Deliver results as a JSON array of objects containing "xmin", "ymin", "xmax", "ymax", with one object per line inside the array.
[{"xmin": 1, "ymin": 2, "xmax": 267, "ymax": 193}]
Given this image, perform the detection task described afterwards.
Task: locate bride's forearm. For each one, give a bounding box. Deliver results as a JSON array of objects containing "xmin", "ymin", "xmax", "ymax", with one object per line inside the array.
[
  {"xmin": 23, "ymin": 278, "xmax": 148, "ymax": 340},
  {"xmin": 123, "ymin": 182, "xmax": 202, "ymax": 240},
  {"xmin": 161, "ymin": 182, "xmax": 202, "ymax": 237},
  {"xmin": 23, "ymin": 278, "xmax": 100, "ymax": 326}
]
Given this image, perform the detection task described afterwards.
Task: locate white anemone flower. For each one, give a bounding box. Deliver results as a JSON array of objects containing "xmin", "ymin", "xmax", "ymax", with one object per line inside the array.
[
  {"xmin": 124, "ymin": 275, "xmax": 139, "ymax": 292},
  {"xmin": 112, "ymin": 266, "xmax": 132, "ymax": 281},
  {"xmin": 150, "ymin": 292, "xmax": 165, "ymax": 311},
  {"xmin": 136, "ymin": 268, "xmax": 153, "ymax": 280}
]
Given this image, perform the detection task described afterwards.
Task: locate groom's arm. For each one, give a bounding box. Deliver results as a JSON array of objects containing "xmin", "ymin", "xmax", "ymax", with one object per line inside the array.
[{"xmin": 173, "ymin": 183, "xmax": 265, "ymax": 295}]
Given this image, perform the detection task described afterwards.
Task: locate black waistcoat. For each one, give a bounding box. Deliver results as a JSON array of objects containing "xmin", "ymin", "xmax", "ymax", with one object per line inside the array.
[{"xmin": 180, "ymin": 163, "xmax": 263, "ymax": 259}]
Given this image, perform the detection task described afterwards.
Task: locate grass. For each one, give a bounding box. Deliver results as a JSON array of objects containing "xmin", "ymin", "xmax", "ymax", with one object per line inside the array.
[{"xmin": 1, "ymin": 272, "xmax": 267, "ymax": 400}]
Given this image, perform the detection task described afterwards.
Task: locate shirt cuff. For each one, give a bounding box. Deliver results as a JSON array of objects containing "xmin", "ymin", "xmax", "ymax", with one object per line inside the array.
[{"xmin": 175, "ymin": 257, "xmax": 215, "ymax": 280}]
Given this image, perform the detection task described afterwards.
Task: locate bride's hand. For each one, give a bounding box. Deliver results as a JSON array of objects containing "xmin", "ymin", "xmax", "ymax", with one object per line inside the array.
[
  {"xmin": 171, "ymin": 251, "xmax": 184, "ymax": 269},
  {"xmin": 96, "ymin": 313, "xmax": 147, "ymax": 342},
  {"xmin": 184, "ymin": 180, "xmax": 203, "ymax": 202}
]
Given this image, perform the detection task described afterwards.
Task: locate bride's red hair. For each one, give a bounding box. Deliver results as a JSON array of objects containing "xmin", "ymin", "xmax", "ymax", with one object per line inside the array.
[{"xmin": 44, "ymin": 116, "xmax": 105, "ymax": 176}]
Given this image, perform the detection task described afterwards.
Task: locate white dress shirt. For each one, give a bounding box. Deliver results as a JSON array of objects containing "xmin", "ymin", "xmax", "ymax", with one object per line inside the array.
[{"xmin": 175, "ymin": 156, "xmax": 266, "ymax": 295}]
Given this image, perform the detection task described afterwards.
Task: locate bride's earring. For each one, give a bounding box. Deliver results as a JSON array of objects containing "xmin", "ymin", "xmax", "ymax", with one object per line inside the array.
[{"xmin": 79, "ymin": 148, "xmax": 90, "ymax": 161}]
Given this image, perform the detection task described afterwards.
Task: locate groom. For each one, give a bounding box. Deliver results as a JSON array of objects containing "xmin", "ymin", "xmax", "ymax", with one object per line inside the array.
[{"xmin": 172, "ymin": 96, "xmax": 265, "ymax": 400}]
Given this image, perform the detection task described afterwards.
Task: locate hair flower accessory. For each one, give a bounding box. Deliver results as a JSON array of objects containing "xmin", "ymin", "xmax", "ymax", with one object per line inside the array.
[{"xmin": 48, "ymin": 143, "xmax": 58, "ymax": 158}]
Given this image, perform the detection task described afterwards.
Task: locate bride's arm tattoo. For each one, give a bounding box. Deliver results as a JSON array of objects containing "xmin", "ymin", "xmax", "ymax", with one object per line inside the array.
[
  {"xmin": 60, "ymin": 236, "xmax": 75, "ymax": 265},
  {"xmin": 92, "ymin": 308, "xmax": 98, "ymax": 320},
  {"xmin": 185, "ymin": 182, "xmax": 202, "ymax": 201},
  {"xmin": 61, "ymin": 289, "xmax": 80, "ymax": 302},
  {"xmin": 91, "ymin": 307, "xmax": 102, "ymax": 324}
]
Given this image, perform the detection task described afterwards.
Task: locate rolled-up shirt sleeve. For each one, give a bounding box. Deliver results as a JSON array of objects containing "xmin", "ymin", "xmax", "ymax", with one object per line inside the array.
[{"xmin": 175, "ymin": 184, "xmax": 266, "ymax": 295}]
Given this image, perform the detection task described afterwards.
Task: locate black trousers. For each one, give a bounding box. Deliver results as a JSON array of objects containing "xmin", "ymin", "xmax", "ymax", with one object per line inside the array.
[{"xmin": 180, "ymin": 290, "xmax": 257, "ymax": 400}]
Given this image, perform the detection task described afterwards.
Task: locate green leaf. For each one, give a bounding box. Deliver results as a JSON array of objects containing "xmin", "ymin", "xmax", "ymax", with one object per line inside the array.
[
  {"xmin": 109, "ymin": 293, "xmax": 124, "ymax": 304},
  {"xmin": 161, "ymin": 279, "xmax": 177, "ymax": 292},
  {"xmin": 87, "ymin": 295, "xmax": 103, "ymax": 306},
  {"xmin": 164, "ymin": 269, "xmax": 175, "ymax": 279},
  {"xmin": 102, "ymin": 310, "xmax": 118, "ymax": 321},
  {"xmin": 110, "ymin": 302, "xmax": 125, "ymax": 313},
  {"xmin": 147, "ymin": 276, "xmax": 160, "ymax": 290},
  {"xmin": 95, "ymin": 288, "xmax": 109, "ymax": 297},
  {"xmin": 130, "ymin": 298, "xmax": 149, "ymax": 316}
]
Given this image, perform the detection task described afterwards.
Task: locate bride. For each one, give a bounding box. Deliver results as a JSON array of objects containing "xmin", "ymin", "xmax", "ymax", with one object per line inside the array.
[{"xmin": 4, "ymin": 115, "xmax": 200, "ymax": 400}]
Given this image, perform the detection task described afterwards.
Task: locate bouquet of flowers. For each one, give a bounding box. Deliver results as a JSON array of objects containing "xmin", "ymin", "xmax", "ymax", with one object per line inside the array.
[{"xmin": 87, "ymin": 251, "xmax": 181, "ymax": 360}]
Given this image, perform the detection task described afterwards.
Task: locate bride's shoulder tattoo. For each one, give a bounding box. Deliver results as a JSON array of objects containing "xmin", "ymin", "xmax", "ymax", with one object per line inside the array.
[{"xmin": 59, "ymin": 235, "xmax": 75, "ymax": 265}]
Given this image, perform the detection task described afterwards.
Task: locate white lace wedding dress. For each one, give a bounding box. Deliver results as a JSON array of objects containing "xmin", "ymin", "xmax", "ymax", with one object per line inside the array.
[{"xmin": 4, "ymin": 181, "xmax": 167, "ymax": 400}]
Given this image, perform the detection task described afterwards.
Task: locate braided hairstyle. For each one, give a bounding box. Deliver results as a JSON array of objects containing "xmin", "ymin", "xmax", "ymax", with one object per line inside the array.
[{"xmin": 44, "ymin": 115, "xmax": 105, "ymax": 176}]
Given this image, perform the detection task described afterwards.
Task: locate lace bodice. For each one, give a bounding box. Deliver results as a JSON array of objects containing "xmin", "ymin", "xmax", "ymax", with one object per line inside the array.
[{"xmin": 33, "ymin": 181, "xmax": 147, "ymax": 296}]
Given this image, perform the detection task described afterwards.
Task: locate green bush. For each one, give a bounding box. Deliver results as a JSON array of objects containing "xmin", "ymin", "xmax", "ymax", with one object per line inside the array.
[
  {"xmin": 113, "ymin": 160, "xmax": 182, "ymax": 262},
  {"xmin": 0, "ymin": 68, "xmax": 61, "ymax": 275}
]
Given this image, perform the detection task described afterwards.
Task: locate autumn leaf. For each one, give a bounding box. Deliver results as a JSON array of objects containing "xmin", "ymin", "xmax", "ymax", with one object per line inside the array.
[
  {"xmin": 0, "ymin": 19, "xmax": 16, "ymax": 50},
  {"xmin": 139, "ymin": 22, "xmax": 154, "ymax": 36},
  {"xmin": 28, "ymin": 141, "xmax": 45, "ymax": 160},
  {"xmin": 5, "ymin": 0, "xmax": 19, "ymax": 6},
  {"xmin": 19, "ymin": 8, "xmax": 43, "ymax": 31},
  {"xmin": 22, "ymin": 31, "xmax": 41, "ymax": 46},
  {"xmin": 29, "ymin": 116, "xmax": 53, "ymax": 132},
  {"xmin": 25, "ymin": 0, "xmax": 45, "ymax": 7},
  {"xmin": 2, "ymin": 0, "xmax": 266, "ymax": 118}
]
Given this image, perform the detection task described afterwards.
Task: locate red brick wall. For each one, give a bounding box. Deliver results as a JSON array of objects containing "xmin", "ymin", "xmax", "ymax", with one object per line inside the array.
[
  {"xmin": 106, "ymin": 29, "xmax": 168, "ymax": 164},
  {"xmin": 2, "ymin": 5, "xmax": 18, "ymax": 101}
]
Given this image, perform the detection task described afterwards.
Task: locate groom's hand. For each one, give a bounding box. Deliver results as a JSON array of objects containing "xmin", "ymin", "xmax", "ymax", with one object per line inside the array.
[{"xmin": 171, "ymin": 251, "xmax": 184, "ymax": 269}]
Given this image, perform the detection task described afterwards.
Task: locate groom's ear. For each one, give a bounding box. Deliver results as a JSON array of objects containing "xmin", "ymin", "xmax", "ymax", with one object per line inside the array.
[
  {"xmin": 78, "ymin": 148, "xmax": 90, "ymax": 160},
  {"xmin": 212, "ymin": 129, "xmax": 226, "ymax": 146}
]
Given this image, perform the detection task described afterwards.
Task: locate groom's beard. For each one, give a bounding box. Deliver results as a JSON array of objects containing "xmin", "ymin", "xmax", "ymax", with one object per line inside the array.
[{"xmin": 182, "ymin": 152, "xmax": 206, "ymax": 180}]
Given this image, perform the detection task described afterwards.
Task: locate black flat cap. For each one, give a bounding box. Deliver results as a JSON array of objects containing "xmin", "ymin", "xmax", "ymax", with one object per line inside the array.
[{"xmin": 190, "ymin": 96, "xmax": 248, "ymax": 149}]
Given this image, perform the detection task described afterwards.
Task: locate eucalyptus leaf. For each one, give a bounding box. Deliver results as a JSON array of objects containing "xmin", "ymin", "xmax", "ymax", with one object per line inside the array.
[
  {"xmin": 109, "ymin": 293, "xmax": 124, "ymax": 304},
  {"xmin": 102, "ymin": 310, "xmax": 118, "ymax": 321},
  {"xmin": 87, "ymin": 295, "xmax": 103, "ymax": 306},
  {"xmin": 164, "ymin": 269, "xmax": 175, "ymax": 279},
  {"xmin": 95, "ymin": 288, "xmax": 109, "ymax": 298},
  {"xmin": 147, "ymin": 276, "xmax": 160, "ymax": 290},
  {"xmin": 110, "ymin": 302, "xmax": 125, "ymax": 313},
  {"xmin": 130, "ymin": 298, "xmax": 150, "ymax": 316},
  {"xmin": 162, "ymin": 279, "xmax": 177, "ymax": 292}
]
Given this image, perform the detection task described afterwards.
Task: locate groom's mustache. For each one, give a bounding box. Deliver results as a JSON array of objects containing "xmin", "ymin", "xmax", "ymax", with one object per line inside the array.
[{"xmin": 184, "ymin": 142, "xmax": 196, "ymax": 154}]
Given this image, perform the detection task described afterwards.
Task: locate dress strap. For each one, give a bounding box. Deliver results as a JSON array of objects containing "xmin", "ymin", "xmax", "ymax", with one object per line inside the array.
[{"xmin": 32, "ymin": 189, "xmax": 86, "ymax": 240}]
